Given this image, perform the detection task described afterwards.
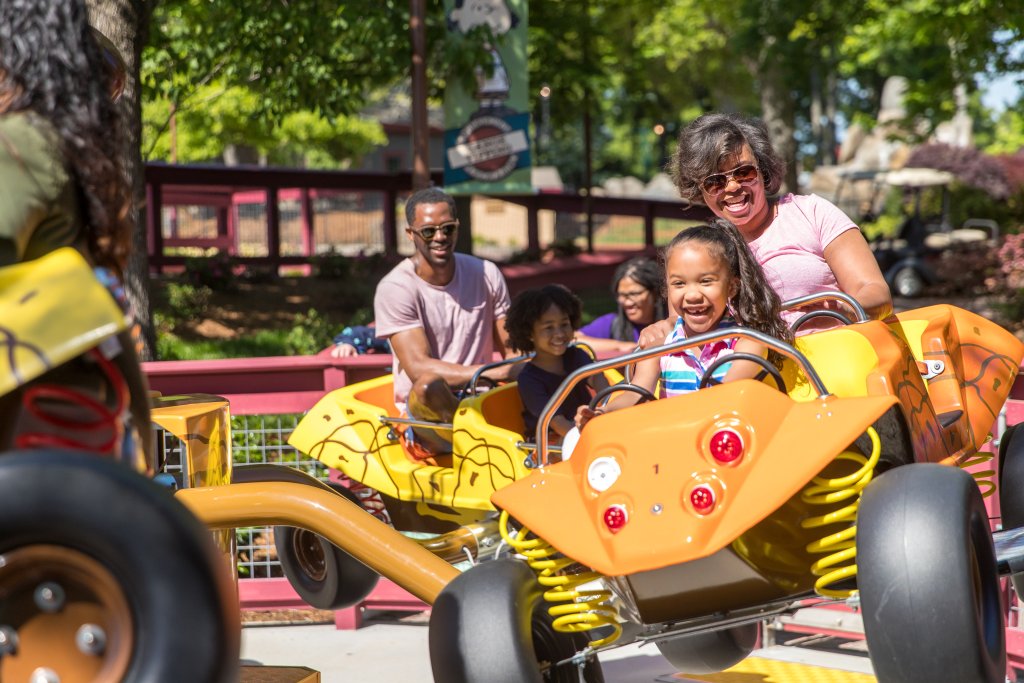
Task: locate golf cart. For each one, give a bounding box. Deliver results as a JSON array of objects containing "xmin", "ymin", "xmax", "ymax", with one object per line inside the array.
[{"xmin": 864, "ymin": 167, "xmax": 999, "ymax": 297}]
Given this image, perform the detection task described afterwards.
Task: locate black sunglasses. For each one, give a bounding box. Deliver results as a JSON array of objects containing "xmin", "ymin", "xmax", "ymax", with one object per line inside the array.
[
  {"xmin": 409, "ymin": 221, "xmax": 458, "ymax": 240},
  {"xmin": 701, "ymin": 164, "xmax": 759, "ymax": 196}
]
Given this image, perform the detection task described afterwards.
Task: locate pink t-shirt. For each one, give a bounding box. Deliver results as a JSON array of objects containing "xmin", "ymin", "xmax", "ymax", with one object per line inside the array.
[
  {"xmin": 374, "ymin": 253, "xmax": 511, "ymax": 412},
  {"xmin": 747, "ymin": 193, "xmax": 858, "ymax": 331}
]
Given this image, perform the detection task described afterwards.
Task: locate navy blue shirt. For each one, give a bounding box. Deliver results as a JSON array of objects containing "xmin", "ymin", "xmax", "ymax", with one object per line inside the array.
[{"xmin": 517, "ymin": 346, "xmax": 595, "ymax": 436}]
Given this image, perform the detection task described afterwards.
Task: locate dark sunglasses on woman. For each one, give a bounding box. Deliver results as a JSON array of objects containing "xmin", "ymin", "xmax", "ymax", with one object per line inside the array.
[
  {"xmin": 410, "ymin": 221, "xmax": 459, "ymax": 240},
  {"xmin": 701, "ymin": 164, "xmax": 759, "ymax": 196}
]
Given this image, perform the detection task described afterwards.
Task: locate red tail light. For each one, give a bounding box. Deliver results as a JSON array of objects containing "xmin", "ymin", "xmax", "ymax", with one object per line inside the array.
[
  {"xmin": 708, "ymin": 428, "xmax": 744, "ymax": 464},
  {"xmin": 690, "ymin": 484, "xmax": 716, "ymax": 514},
  {"xmin": 603, "ymin": 504, "xmax": 628, "ymax": 533}
]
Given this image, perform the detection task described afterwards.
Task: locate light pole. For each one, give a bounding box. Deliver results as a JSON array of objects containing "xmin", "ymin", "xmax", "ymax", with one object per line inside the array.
[{"xmin": 538, "ymin": 84, "xmax": 551, "ymax": 162}]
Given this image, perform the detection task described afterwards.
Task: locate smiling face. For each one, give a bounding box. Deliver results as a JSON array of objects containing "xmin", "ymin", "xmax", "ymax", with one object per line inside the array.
[
  {"xmin": 530, "ymin": 303, "xmax": 575, "ymax": 360},
  {"xmin": 616, "ymin": 275, "xmax": 656, "ymax": 326},
  {"xmin": 407, "ymin": 201, "xmax": 457, "ymax": 281},
  {"xmin": 700, "ymin": 143, "xmax": 772, "ymax": 240},
  {"xmin": 665, "ymin": 242, "xmax": 737, "ymax": 336}
]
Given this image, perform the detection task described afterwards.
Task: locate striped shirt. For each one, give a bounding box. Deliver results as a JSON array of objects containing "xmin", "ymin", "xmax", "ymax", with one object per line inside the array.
[{"xmin": 660, "ymin": 317, "xmax": 737, "ymax": 397}]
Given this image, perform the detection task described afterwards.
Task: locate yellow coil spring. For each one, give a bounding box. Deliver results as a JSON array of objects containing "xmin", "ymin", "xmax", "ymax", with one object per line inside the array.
[
  {"xmin": 499, "ymin": 510, "xmax": 622, "ymax": 648},
  {"xmin": 961, "ymin": 451, "xmax": 996, "ymax": 499},
  {"xmin": 800, "ymin": 426, "xmax": 881, "ymax": 599}
]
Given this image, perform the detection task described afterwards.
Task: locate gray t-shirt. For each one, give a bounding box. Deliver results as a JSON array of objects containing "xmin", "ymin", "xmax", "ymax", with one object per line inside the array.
[{"xmin": 374, "ymin": 253, "xmax": 511, "ymax": 412}]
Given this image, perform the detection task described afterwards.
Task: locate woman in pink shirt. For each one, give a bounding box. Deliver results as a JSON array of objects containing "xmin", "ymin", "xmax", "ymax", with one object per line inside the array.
[{"xmin": 668, "ymin": 113, "xmax": 892, "ymax": 330}]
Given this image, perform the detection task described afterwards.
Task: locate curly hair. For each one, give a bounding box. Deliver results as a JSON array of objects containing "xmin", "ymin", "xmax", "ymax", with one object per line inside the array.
[
  {"xmin": 669, "ymin": 113, "xmax": 786, "ymax": 203},
  {"xmin": 405, "ymin": 187, "xmax": 458, "ymax": 226},
  {"xmin": 608, "ymin": 256, "xmax": 667, "ymax": 341},
  {"xmin": 663, "ymin": 220, "xmax": 793, "ymax": 365},
  {"xmin": 0, "ymin": 0, "xmax": 132, "ymax": 274},
  {"xmin": 505, "ymin": 284, "xmax": 582, "ymax": 353}
]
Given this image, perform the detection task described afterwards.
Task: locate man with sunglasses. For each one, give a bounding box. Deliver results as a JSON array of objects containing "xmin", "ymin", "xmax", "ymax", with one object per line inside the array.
[{"xmin": 375, "ymin": 187, "xmax": 514, "ymax": 449}]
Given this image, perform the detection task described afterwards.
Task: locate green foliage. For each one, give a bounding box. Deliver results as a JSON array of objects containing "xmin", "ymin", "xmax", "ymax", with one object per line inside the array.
[
  {"xmin": 184, "ymin": 252, "xmax": 236, "ymax": 291},
  {"xmin": 156, "ymin": 330, "xmax": 298, "ymax": 361},
  {"xmin": 283, "ymin": 309, "xmax": 337, "ymax": 356},
  {"xmin": 984, "ymin": 110, "xmax": 1024, "ymax": 156},
  {"xmin": 165, "ymin": 283, "xmax": 212, "ymax": 320},
  {"xmin": 143, "ymin": 83, "xmax": 386, "ymax": 166}
]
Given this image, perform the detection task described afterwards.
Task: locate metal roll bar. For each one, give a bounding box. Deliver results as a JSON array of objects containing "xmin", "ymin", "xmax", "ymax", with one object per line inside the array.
[
  {"xmin": 781, "ymin": 291, "xmax": 869, "ymax": 322},
  {"xmin": 532, "ymin": 327, "xmax": 831, "ymax": 467}
]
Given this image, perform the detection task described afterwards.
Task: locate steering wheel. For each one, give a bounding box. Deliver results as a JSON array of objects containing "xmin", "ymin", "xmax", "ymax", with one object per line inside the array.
[
  {"xmin": 790, "ymin": 309, "xmax": 853, "ymax": 334},
  {"xmin": 588, "ymin": 382, "xmax": 657, "ymax": 410},
  {"xmin": 459, "ymin": 375, "xmax": 498, "ymax": 398},
  {"xmin": 697, "ymin": 352, "xmax": 787, "ymax": 393}
]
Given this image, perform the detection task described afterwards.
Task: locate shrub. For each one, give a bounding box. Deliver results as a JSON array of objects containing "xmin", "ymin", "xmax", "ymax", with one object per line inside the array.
[
  {"xmin": 184, "ymin": 251, "xmax": 236, "ymax": 291},
  {"xmin": 165, "ymin": 283, "xmax": 212, "ymax": 320},
  {"xmin": 284, "ymin": 308, "xmax": 336, "ymax": 356},
  {"xmin": 311, "ymin": 248, "xmax": 352, "ymax": 280}
]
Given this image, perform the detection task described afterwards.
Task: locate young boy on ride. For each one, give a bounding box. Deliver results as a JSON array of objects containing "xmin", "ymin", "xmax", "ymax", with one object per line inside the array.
[
  {"xmin": 505, "ymin": 284, "xmax": 609, "ymax": 442},
  {"xmin": 575, "ymin": 220, "xmax": 791, "ymax": 430}
]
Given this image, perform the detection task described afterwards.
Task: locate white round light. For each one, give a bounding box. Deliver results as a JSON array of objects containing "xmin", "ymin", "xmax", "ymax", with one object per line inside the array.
[{"xmin": 587, "ymin": 456, "xmax": 621, "ymax": 492}]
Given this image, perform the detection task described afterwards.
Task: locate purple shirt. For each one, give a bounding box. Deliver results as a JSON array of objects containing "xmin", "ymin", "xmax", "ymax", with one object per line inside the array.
[{"xmin": 579, "ymin": 313, "xmax": 642, "ymax": 342}]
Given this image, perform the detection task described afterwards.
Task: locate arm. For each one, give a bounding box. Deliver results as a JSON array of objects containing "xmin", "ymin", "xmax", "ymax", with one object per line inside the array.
[
  {"xmin": 722, "ymin": 339, "xmax": 770, "ymax": 382},
  {"xmin": 575, "ymin": 355, "xmax": 659, "ymax": 429},
  {"xmin": 823, "ymin": 228, "xmax": 893, "ymax": 321},
  {"xmin": 574, "ymin": 332, "xmax": 636, "ymax": 355},
  {"xmin": 389, "ymin": 327, "xmax": 503, "ymax": 386}
]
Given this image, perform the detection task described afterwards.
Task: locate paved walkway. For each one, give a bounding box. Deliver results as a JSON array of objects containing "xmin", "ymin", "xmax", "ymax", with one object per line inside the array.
[{"xmin": 240, "ymin": 616, "xmax": 875, "ymax": 683}]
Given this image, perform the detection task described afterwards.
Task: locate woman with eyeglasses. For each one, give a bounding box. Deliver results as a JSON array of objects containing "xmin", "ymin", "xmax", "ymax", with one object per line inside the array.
[
  {"xmin": 669, "ymin": 113, "xmax": 891, "ymax": 331},
  {"xmin": 576, "ymin": 256, "xmax": 668, "ymax": 354}
]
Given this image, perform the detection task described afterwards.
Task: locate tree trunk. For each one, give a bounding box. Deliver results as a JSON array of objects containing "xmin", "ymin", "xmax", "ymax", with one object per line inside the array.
[
  {"xmin": 757, "ymin": 61, "xmax": 799, "ymax": 194},
  {"xmin": 85, "ymin": 0, "xmax": 157, "ymax": 360}
]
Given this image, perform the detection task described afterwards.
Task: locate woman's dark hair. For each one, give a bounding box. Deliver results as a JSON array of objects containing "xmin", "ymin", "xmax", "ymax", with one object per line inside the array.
[
  {"xmin": 663, "ymin": 220, "xmax": 793, "ymax": 364},
  {"xmin": 505, "ymin": 284, "xmax": 582, "ymax": 353},
  {"xmin": 609, "ymin": 257, "xmax": 667, "ymax": 342},
  {"xmin": 669, "ymin": 113, "xmax": 786, "ymax": 203},
  {"xmin": 0, "ymin": 0, "xmax": 133, "ymax": 274}
]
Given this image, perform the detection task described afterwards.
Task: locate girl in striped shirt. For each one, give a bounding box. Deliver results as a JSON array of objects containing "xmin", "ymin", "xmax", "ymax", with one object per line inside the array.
[{"xmin": 575, "ymin": 220, "xmax": 791, "ymax": 429}]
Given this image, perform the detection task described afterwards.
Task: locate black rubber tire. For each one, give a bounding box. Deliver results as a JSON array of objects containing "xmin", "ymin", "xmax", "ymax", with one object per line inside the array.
[
  {"xmin": 0, "ymin": 450, "xmax": 239, "ymax": 683},
  {"xmin": 697, "ymin": 351, "xmax": 786, "ymax": 392},
  {"xmin": 857, "ymin": 464, "xmax": 1005, "ymax": 683},
  {"xmin": 789, "ymin": 309, "xmax": 854, "ymax": 333},
  {"xmin": 655, "ymin": 623, "xmax": 758, "ymax": 674},
  {"xmin": 998, "ymin": 423, "xmax": 1024, "ymax": 598},
  {"xmin": 429, "ymin": 558, "xmax": 604, "ymax": 683},
  {"xmin": 274, "ymin": 480, "xmax": 380, "ymax": 610}
]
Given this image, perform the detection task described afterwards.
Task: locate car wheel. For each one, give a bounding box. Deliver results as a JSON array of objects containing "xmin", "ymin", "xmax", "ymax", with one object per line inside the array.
[
  {"xmin": 429, "ymin": 558, "xmax": 604, "ymax": 683},
  {"xmin": 655, "ymin": 623, "xmax": 758, "ymax": 674},
  {"xmin": 998, "ymin": 423, "xmax": 1024, "ymax": 598},
  {"xmin": 892, "ymin": 266, "xmax": 925, "ymax": 298},
  {"xmin": 274, "ymin": 481, "xmax": 380, "ymax": 610},
  {"xmin": 857, "ymin": 464, "xmax": 1004, "ymax": 683},
  {"xmin": 0, "ymin": 450, "xmax": 240, "ymax": 683}
]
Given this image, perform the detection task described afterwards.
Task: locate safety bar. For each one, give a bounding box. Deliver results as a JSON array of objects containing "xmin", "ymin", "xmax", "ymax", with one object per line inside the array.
[
  {"xmin": 379, "ymin": 415, "xmax": 453, "ymax": 432},
  {"xmin": 467, "ymin": 352, "xmax": 533, "ymax": 396},
  {"xmin": 781, "ymin": 291, "xmax": 869, "ymax": 322},
  {"xmin": 176, "ymin": 481, "xmax": 459, "ymax": 604},
  {"xmin": 533, "ymin": 327, "xmax": 830, "ymax": 466}
]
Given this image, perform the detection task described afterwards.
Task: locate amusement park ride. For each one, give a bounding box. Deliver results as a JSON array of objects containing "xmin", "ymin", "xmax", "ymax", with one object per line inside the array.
[{"xmin": 3, "ymin": 247, "xmax": 1024, "ymax": 683}]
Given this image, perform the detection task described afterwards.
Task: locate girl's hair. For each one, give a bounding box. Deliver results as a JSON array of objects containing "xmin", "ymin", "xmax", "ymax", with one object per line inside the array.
[
  {"xmin": 0, "ymin": 0, "xmax": 132, "ymax": 274},
  {"xmin": 505, "ymin": 284, "xmax": 582, "ymax": 353},
  {"xmin": 609, "ymin": 257, "xmax": 667, "ymax": 341},
  {"xmin": 669, "ymin": 113, "xmax": 786, "ymax": 203},
  {"xmin": 663, "ymin": 220, "xmax": 793, "ymax": 363}
]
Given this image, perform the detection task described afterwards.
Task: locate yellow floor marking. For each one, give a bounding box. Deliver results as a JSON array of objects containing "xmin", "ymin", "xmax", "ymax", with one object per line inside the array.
[{"xmin": 664, "ymin": 657, "xmax": 876, "ymax": 682}]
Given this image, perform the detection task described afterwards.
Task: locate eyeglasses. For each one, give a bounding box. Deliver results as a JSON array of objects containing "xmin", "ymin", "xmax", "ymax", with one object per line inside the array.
[
  {"xmin": 700, "ymin": 164, "xmax": 759, "ymax": 196},
  {"xmin": 409, "ymin": 220, "xmax": 459, "ymax": 240},
  {"xmin": 616, "ymin": 289, "xmax": 649, "ymax": 303}
]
